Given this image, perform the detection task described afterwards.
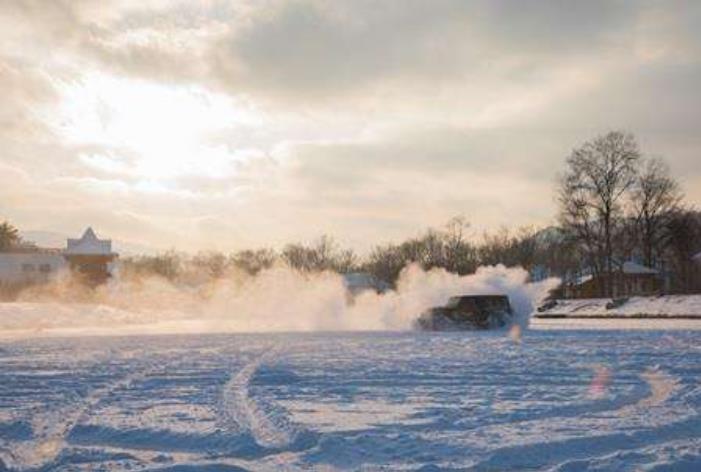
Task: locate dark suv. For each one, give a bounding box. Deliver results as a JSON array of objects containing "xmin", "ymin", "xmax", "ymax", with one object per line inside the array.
[{"xmin": 415, "ymin": 295, "xmax": 514, "ymax": 330}]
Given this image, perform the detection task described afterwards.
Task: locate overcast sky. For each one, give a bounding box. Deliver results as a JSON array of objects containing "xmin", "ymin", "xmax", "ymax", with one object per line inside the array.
[{"xmin": 1, "ymin": 0, "xmax": 700, "ymax": 252}]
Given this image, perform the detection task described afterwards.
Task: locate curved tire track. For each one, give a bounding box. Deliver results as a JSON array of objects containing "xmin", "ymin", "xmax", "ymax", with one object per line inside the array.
[
  {"xmin": 220, "ymin": 349, "xmax": 307, "ymax": 450},
  {"xmin": 5, "ymin": 360, "xmax": 152, "ymax": 470},
  {"xmin": 471, "ymin": 367, "xmax": 690, "ymax": 471}
]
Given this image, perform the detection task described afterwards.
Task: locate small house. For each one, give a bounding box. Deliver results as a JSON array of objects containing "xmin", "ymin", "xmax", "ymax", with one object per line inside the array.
[
  {"xmin": 563, "ymin": 261, "xmax": 660, "ymax": 299},
  {"xmin": 64, "ymin": 228, "xmax": 118, "ymax": 286},
  {"xmin": 0, "ymin": 249, "xmax": 65, "ymax": 285},
  {"xmin": 0, "ymin": 227, "xmax": 118, "ymax": 294},
  {"xmin": 342, "ymin": 272, "xmax": 388, "ymax": 297}
]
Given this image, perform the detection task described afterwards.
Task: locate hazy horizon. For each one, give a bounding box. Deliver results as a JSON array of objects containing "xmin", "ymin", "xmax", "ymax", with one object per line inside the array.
[{"xmin": 2, "ymin": 1, "xmax": 701, "ymax": 252}]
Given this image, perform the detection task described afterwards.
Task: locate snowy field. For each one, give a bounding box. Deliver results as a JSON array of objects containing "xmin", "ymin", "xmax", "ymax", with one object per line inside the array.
[
  {"xmin": 1, "ymin": 325, "xmax": 701, "ymax": 471},
  {"xmin": 536, "ymin": 295, "xmax": 701, "ymax": 319}
]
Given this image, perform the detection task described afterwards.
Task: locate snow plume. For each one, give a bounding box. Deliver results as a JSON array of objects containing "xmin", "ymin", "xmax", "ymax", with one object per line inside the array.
[
  {"xmin": 348, "ymin": 264, "xmax": 560, "ymax": 330},
  {"xmin": 0, "ymin": 264, "xmax": 559, "ymax": 338}
]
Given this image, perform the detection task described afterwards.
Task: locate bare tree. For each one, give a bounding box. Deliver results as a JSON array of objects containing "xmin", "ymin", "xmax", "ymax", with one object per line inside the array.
[
  {"xmin": 231, "ymin": 248, "xmax": 277, "ymax": 275},
  {"xmin": 191, "ymin": 251, "xmax": 229, "ymax": 279},
  {"xmin": 478, "ymin": 227, "xmax": 513, "ymax": 267},
  {"xmin": 630, "ymin": 157, "xmax": 683, "ymax": 268},
  {"xmin": 281, "ymin": 243, "xmax": 313, "ymax": 272},
  {"xmin": 665, "ymin": 209, "xmax": 701, "ymax": 293},
  {"xmin": 420, "ymin": 230, "xmax": 447, "ymax": 270},
  {"xmin": 532, "ymin": 227, "xmax": 580, "ymax": 280},
  {"xmin": 282, "ymin": 235, "xmax": 358, "ymax": 273},
  {"xmin": 478, "ymin": 226, "xmax": 540, "ymax": 271},
  {"xmin": 122, "ymin": 250, "xmax": 183, "ymax": 281},
  {"xmin": 0, "ymin": 221, "xmax": 21, "ymax": 252},
  {"xmin": 363, "ymin": 243, "xmax": 406, "ymax": 286},
  {"xmin": 558, "ymin": 131, "xmax": 641, "ymax": 296},
  {"xmin": 442, "ymin": 217, "xmax": 478, "ymax": 274},
  {"xmin": 510, "ymin": 226, "xmax": 540, "ymax": 271},
  {"xmin": 363, "ymin": 217, "xmax": 477, "ymax": 285}
]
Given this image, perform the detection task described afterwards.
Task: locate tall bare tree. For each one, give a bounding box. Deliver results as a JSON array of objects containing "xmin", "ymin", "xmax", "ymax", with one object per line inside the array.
[
  {"xmin": 442, "ymin": 216, "xmax": 478, "ymax": 274},
  {"xmin": 477, "ymin": 226, "xmax": 540, "ymax": 271},
  {"xmin": 558, "ymin": 131, "xmax": 641, "ymax": 296},
  {"xmin": 630, "ymin": 157, "xmax": 683, "ymax": 268},
  {"xmin": 363, "ymin": 243, "xmax": 406, "ymax": 286},
  {"xmin": 665, "ymin": 210, "xmax": 701, "ymax": 293}
]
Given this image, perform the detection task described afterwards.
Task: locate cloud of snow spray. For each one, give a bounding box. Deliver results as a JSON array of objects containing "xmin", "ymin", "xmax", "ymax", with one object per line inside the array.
[{"xmin": 0, "ymin": 264, "xmax": 559, "ymax": 338}]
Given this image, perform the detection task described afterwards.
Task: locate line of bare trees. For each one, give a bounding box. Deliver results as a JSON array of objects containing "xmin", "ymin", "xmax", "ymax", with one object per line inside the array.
[
  {"xmin": 2, "ymin": 130, "xmax": 699, "ymax": 296},
  {"xmin": 119, "ymin": 218, "xmax": 579, "ymax": 289},
  {"xmin": 558, "ymin": 131, "xmax": 700, "ymax": 296},
  {"xmin": 0, "ymin": 216, "xmax": 579, "ymax": 290},
  {"xmin": 120, "ymin": 132, "xmax": 700, "ymax": 295}
]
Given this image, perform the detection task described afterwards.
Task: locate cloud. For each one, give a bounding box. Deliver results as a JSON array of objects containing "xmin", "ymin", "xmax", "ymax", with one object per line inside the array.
[
  {"xmin": 1, "ymin": 0, "xmax": 701, "ymax": 252},
  {"xmin": 208, "ymin": 0, "xmax": 640, "ymax": 102}
]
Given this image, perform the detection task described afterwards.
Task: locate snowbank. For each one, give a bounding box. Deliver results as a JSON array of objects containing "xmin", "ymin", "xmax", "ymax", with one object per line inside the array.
[{"xmin": 536, "ymin": 295, "xmax": 701, "ymax": 318}]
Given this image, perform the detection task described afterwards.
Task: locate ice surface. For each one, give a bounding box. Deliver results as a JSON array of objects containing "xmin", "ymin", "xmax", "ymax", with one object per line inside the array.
[{"xmin": 1, "ymin": 328, "xmax": 700, "ymax": 471}]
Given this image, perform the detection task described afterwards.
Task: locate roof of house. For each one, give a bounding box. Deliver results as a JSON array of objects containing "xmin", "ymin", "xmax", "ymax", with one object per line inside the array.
[
  {"xmin": 342, "ymin": 272, "xmax": 389, "ymax": 293},
  {"xmin": 574, "ymin": 274, "xmax": 594, "ymax": 286},
  {"xmin": 65, "ymin": 227, "xmax": 115, "ymax": 256},
  {"xmin": 572, "ymin": 261, "xmax": 657, "ymax": 286},
  {"xmin": 621, "ymin": 261, "xmax": 658, "ymax": 275},
  {"xmin": 343, "ymin": 272, "xmax": 377, "ymax": 288}
]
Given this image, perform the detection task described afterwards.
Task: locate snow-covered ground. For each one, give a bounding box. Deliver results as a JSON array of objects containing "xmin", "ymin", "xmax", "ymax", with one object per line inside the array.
[
  {"xmin": 1, "ymin": 327, "xmax": 701, "ymax": 471},
  {"xmin": 536, "ymin": 295, "xmax": 701, "ymax": 318}
]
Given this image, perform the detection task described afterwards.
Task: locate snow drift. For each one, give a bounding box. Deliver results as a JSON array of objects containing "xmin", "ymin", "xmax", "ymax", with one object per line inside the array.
[
  {"xmin": 0, "ymin": 264, "xmax": 559, "ymax": 338},
  {"xmin": 536, "ymin": 295, "xmax": 701, "ymax": 318}
]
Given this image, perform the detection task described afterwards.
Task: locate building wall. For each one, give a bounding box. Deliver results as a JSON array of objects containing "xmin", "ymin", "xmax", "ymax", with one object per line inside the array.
[
  {"xmin": 0, "ymin": 253, "xmax": 66, "ymax": 284},
  {"xmin": 65, "ymin": 254, "xmax": 117, "ymax": 286},
  {"xmin": 565, "ymin": 274, "xmax": 660, "ymax": 299}
]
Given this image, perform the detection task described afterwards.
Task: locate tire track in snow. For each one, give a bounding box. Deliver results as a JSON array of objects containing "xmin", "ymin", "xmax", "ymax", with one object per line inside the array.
[
  {"xmin": 6, "ymin": 359, "xmax": 152, "ymax": 470},
  {"xmin": 625, "ymin": 367, "xmax": 680, "ymax": 412},
  {"xmin": 472, "ymin": 367, "xmax": 689, "ymax": 471},
  {"xmin": 220, "ymin": 348, "xmax": 304, "ymax": 450}
]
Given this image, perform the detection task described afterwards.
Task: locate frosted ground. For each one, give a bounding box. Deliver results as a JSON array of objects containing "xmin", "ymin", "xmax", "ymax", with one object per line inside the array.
[{"xmin": 1, "ymin": 324, "xmax": 701, "ymax": 471}]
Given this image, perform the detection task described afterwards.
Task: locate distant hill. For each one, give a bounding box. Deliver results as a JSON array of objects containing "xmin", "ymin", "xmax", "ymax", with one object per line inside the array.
[
  {"xmin": 533, "ymin": 226, "xmax": 566, "ymax": 243},
  {"xmin": 21, "ymin": 230, "xmax": 159, "ymax": 256}
]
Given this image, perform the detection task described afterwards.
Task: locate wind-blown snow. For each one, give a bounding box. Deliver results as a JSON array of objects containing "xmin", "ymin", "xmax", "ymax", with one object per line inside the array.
[{"xmin": 0, "ymin": 264, "xmax": 559, "ymax": 338}]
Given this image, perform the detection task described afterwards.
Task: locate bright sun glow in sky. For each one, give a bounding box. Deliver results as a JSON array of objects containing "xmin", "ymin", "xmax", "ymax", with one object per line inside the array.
[
  {"xmin": 54, "ymin": 73, "xmax": 262, "ymax": 180},
  {"xmin": 3, "ymin": 1, "xmax": 701, "ymax": 251}
]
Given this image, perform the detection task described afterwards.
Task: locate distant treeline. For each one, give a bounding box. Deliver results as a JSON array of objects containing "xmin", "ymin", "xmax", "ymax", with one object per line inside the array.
[
  {"xmin": 120, "ymin": 131, "xmax": 701, "ymax": 294},
  {"xmin": 118, "ymin": 221, "xmax": 574, "ymax": 288},
  {"xmin": 117, "ymin": 207, "xmax": 700, "ymax": 295},
  {"xmin": 557, "ymin": 131, "xmax": 701, "ymax": 295},
  {"xmin": 2, "ymin": 131, "xmax": 700, "ymax": 294}
]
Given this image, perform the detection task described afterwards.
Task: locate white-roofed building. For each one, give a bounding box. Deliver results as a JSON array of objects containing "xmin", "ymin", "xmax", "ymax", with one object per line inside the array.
[
  {"xmin": 63, "ymin": 228, "xmax": 118, "ymax": 286},
  {"xmin": 0, "ymin": 250, "xmax": 66, "ymax": 285},
  {"xmin": 621, "ymin": 261, "xmax": 659, "ymax": 276},
  {"xmin": 0, "ymin": 227, "xmax": 118, "ymax": 294},
  {"xmin": 66, "ymin": 227, "xmax": 113, "ymax": 256},
  {"xmin": 342, "ymin": 272, "xmax": 389, "ymax": 298}
]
